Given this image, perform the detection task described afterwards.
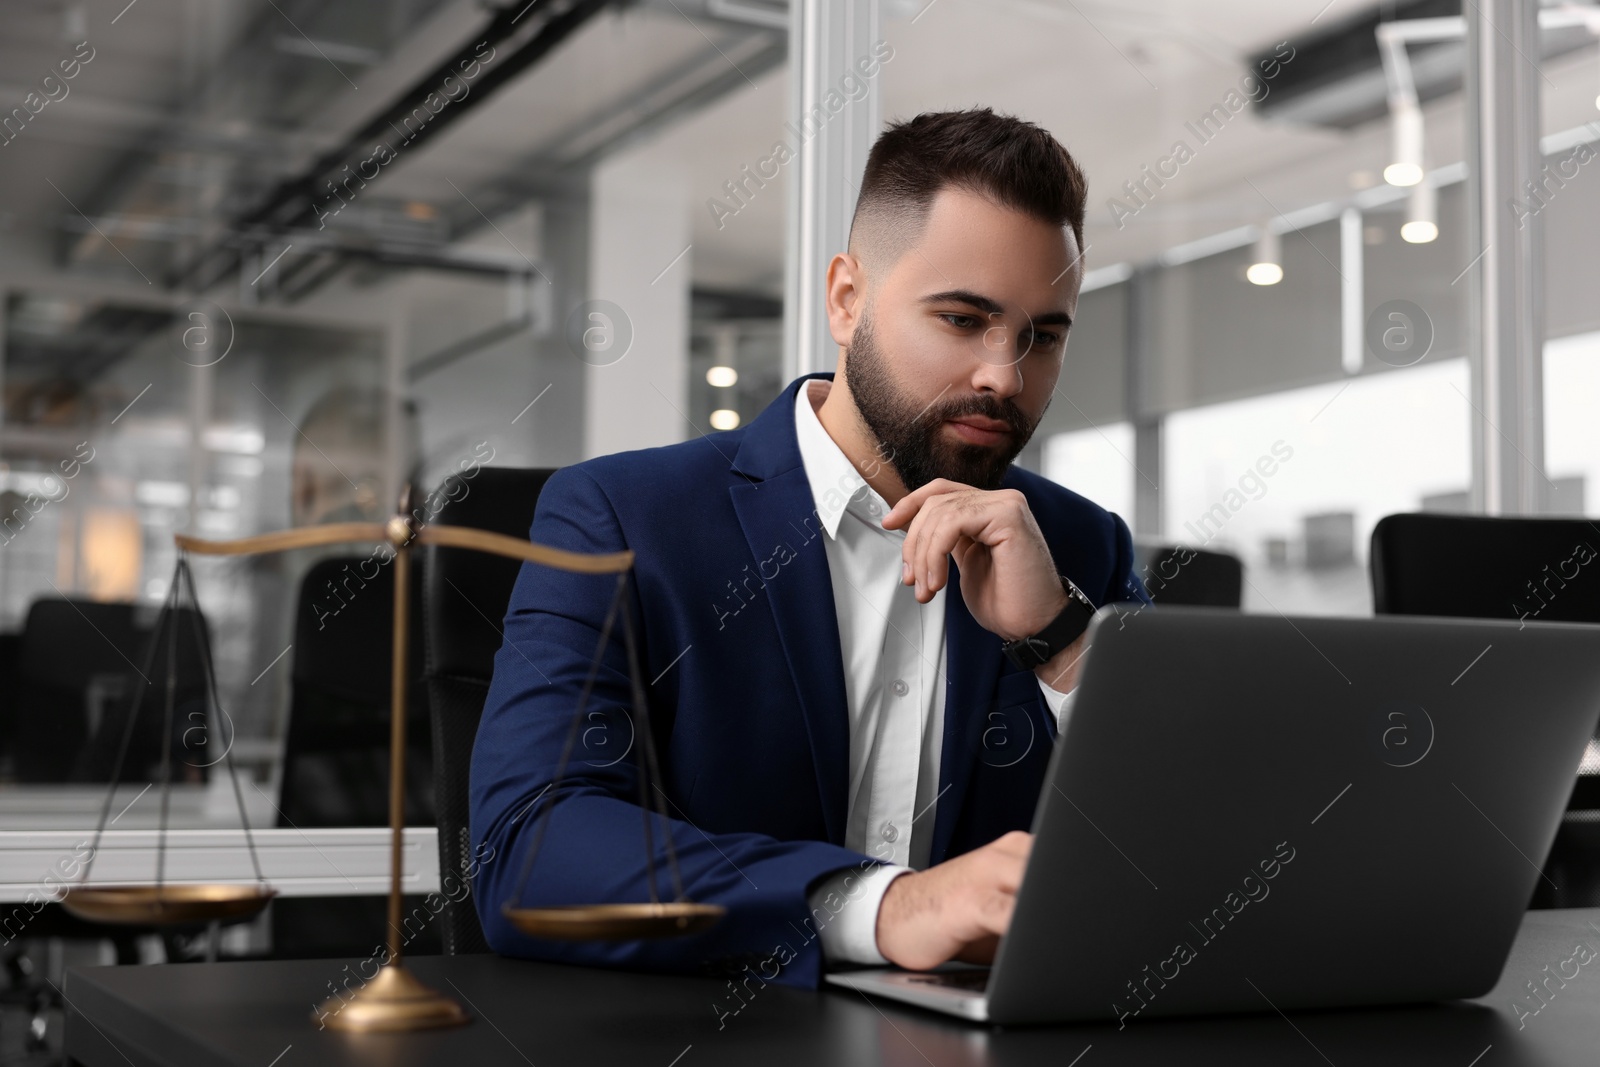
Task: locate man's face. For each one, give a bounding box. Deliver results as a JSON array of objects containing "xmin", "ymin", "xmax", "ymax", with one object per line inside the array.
[{"xmin": 840, "ymin": 185, "xmax": 1082, "ymax": 492}]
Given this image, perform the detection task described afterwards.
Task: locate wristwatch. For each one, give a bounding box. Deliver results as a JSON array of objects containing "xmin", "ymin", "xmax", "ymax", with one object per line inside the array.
[{"xmin": 1000, "ymin": 576, "xmax": 1097, "ymax": 670}]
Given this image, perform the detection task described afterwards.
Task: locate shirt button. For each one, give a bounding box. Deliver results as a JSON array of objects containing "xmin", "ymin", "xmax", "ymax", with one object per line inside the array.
[
  {"xmin": 891, "ymin": 679, "xmax": 909, "ymax": 697},
  {"xmin": 866, "ymin": 500, "xmax": 881, "ymax": 516},
  {"xmin": 882, "ymin": 823, "xmax": 899, "ymax": 843}
]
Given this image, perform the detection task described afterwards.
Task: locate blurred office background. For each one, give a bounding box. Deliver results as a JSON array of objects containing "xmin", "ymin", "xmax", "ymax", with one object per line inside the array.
[{"xmin": 0, "ymin": 0, "xmax": 1596, "ymax": 1046}]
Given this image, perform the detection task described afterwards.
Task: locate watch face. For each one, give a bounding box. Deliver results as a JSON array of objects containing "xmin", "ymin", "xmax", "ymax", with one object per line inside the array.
[{"xmin": 1006, "ymin": 635, "xmax": 1052, "ymax": 669}]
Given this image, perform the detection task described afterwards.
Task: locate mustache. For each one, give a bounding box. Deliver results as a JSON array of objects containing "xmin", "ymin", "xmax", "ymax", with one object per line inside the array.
[{"xmin": 923, "ymin": 393, "xmax": 1034, "ymax": 438}]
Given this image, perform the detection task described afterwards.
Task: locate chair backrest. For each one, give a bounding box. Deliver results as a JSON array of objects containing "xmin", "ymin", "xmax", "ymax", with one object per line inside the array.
[
  {"xmin": 279, "ymin": 554, "xmax": 432, "ymax": 829},
  {"xmin": 421, "ymin": 466, "xmax": 556, "ymax": 954},
  {"xmin": 1135, "ymin": 544, "xmax": 1245, "ymax": 608},
  {"xmin": 269, "ymin": 555, "xmax": 437, "ymax": 960},
  {"xmin": 74, "ymin": 603, "xmax": 209, "ymax": 784},
  {"xmin": 1370, "ymin": 513, "xmax": 1600, "ymax": 623},
  {"xmin": 12, "ymin": 599, "xmax": 142, "ymax": 780},
  {"xmin": 1371, "ymin": 512, "xmax": 1600, "ymax": 818},
  {"xmin": 13, "ymin": 598, "xmax": 206, "ymax": 783}
]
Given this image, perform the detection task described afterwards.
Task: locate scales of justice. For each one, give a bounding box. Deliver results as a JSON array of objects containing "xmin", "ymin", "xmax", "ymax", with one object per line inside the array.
[{"xmin": 59, "ymin": 489, "xmax": 724, "ymax": 1031}]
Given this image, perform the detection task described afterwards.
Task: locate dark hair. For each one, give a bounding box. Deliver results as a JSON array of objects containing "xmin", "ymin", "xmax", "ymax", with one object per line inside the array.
[{"xmin": 851, "ymin": 108, "xmax": 1088, "ymax": 257}]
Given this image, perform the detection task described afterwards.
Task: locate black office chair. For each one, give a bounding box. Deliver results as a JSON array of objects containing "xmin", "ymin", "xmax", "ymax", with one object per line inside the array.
[
  {"xmin": 269, "ymin": 554, "xmax": 439, "ymax": 958},
  {"xmin": 421, "ymin": 467, "xmax": 556, "ymax": 954},
  {"xmin": 1134, "ymin": 544, "xmax": 1245, "ymax": 608},
  {"xmin": 1371, "ymin": 513, "xmax": 1600, "ymax": 623},
  {"xmin": 11, "ymin": 598, "xmax": 205, "ymax": 783},
  {"xmin": 1370, "ymin": 513, "xmax": 1600, "ymax": 907}
]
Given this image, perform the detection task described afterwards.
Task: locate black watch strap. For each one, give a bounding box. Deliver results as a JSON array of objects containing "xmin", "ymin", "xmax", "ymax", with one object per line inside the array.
[{"xmin": 1000, "ymin": 577, "xmax": 1097, "ymax": 670}]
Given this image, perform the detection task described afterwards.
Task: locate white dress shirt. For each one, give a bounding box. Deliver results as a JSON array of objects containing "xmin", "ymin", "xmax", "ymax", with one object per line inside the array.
[{"xmin": 794, "ymin": 380, "xmax": 1076, "ymax": 965}]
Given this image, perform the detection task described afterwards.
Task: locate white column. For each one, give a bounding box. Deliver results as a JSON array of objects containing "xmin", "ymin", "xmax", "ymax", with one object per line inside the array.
[
  {"xmin": 1339, "ymin": 207, "xmax": 1364, "ymax": 376},
  {"xmin": 1126, "ymin": 267, "xmax": 1163, "ymax": 538},
  {"xmin": 1464, "ymin": 0, "xmax": 1546, "ymax": 514},
  {"xmin": 585, "ymin": 150, "xmax": 691, "ymax": 459},
  {"xmin": 783, "ymin": 0, "xmax": 880, "ymax": 379}
]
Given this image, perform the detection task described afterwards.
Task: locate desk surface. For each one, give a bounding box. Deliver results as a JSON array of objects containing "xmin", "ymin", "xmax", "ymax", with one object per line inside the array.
[{"xmin": 64, "ymin": 908, "xmax": 1600, "ymax": 1067}]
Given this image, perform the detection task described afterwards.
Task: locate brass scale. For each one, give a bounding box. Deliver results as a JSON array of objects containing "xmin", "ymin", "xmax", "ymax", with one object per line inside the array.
[{"xmin": 61, "ymin": 496, "xmax": 723, "ymax": 1030}]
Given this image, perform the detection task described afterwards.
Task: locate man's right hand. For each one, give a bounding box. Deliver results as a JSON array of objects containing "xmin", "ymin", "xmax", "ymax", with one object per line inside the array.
[{"xmin": 874, "ymin": 830, "xmax": 1033, "ymax": 971}]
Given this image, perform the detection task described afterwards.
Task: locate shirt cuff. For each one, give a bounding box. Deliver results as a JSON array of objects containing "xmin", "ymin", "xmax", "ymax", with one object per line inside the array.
[
  {"xmin": 1037, "ymin": 678, "xmax": 1078, "ymax": 735},
  {"xmin": 806, "ymin": 863, "xmax": 912, "ymax": 966}
]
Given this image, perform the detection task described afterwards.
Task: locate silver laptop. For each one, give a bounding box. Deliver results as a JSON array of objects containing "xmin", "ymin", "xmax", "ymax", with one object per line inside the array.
[{"xmin": 827, "ymin": 608, "xmax": 1600, "ymax": 1025}]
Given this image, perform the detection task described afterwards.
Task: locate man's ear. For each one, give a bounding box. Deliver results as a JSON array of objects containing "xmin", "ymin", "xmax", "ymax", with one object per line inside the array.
[{"xmin": 825, "ymin": 252, "xmax": 866, "ymax": 348}]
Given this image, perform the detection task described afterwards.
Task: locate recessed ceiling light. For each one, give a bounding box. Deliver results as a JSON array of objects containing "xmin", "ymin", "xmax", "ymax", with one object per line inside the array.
[
  {"xmin": 706, "ymin": 366, "xmax": 738, "ymax": 388},
  {"xmin": 710, "ymin": 409, "xmax": 740, "ymax": 430}
]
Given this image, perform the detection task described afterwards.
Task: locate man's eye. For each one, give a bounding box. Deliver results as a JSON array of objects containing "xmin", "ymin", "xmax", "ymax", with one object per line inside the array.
[
  {"xmin": 938, "ymin": 313, "xmax": 978, "ymax": 329},
  {"xmin": 1025, "ymin": 331, "xmax": 1062, "ymax": 350}
]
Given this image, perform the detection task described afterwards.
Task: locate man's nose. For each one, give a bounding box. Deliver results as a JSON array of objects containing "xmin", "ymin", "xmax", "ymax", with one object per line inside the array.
[{"xmin": 971, "ymin": 323, "xmax": 1026, "ymax": 396}]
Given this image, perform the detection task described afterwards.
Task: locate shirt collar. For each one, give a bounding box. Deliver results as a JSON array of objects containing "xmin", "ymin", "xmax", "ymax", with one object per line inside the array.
[{"xmin": 793, "ymin": 379, "xmax": 894, "ymax": 540}]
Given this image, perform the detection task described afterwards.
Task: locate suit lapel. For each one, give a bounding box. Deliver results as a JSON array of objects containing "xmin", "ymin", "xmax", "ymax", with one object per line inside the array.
[
  {"xmin": 930, "ymin": 559, "xmax": 1008, "ymax": 864},
  {"xmin": 727, "ymin": 469, "xmax": 851, "ymax": 845},
  {"xmin": 725, "ymin": 374, "xmax": 852, "ymax": 845}
]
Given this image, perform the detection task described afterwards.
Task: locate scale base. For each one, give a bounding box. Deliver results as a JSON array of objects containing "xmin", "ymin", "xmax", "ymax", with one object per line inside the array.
[{"xmin": 315, "ymin": 964, "xmax": 470, "ymax": 1032}]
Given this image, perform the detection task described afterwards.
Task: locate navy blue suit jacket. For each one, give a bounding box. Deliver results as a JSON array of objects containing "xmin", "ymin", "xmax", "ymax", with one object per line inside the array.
[{"xmin": 471, "ymin": 373, "xmax": 1147, "ymax": 989}]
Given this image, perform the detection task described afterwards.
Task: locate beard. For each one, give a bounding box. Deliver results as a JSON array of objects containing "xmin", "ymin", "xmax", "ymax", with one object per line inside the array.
[{"xmin": 846, "ymin": 310, "xmax": 1040, "ymax": 492}]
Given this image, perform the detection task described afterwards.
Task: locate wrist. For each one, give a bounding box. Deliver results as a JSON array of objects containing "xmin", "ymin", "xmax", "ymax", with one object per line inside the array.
[
  {"xmin": 1007, "ymin": 586, "xmax": 1069, "ymax": 643},
  {"xmin": 1033, "ymin": 634, "xmax": 1086, "ymax": 693},
  {"xmin": 1001, "ymin": 577, "xmax": 1096, "ymax": 672},
  {"xmin": 874, "ymin": 869, "xmax": 924, "ymax": 966}
]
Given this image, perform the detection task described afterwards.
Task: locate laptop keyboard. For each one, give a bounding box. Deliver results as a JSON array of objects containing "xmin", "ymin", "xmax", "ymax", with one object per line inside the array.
[{"xmin": 905, "ymin": 970, "xmax": 990, "ymax": 992}]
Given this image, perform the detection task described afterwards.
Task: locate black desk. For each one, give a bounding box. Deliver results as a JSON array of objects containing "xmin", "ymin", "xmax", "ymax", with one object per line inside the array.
[{"xmin": 64, "ymin": 908, "xmax": 1600, "ymax": 1066}]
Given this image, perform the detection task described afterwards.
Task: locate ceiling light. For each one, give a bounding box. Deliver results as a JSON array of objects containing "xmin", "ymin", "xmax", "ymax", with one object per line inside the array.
[
  {"xmin": 706, "ymin": 365, "xmax": 738, "ymax": 388},
  {"xmin": 1384, "ymin": 163, "xmax": 1424, "ymax": 187},
  {"xmin": 1400, "ymin": 220, "xmax": 1438, "ymax": 244},
  {"xmin": 1401, "ymin": 181, "xmax": 1438, "ymax": 243},
  {"xmin": 709, "ymin": 409, "xmax": 741, "ymax": 430},
  {"xmin": 1247, "ymin": 228, "xmax": 1283, "ymax": 286},
  {"xmin": 1246, "ymin": 262, "xmax": 1284, "ymax": 286},
  {"xmin": 1385, "ymin": 101, "xmax": 1424, "ymax": 186}
]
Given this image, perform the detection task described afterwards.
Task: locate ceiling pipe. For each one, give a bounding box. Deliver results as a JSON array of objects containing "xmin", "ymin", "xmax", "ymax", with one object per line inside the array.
[{"xmin": 169, "ymin": 0, "xmax": 614, "ymax": 294}]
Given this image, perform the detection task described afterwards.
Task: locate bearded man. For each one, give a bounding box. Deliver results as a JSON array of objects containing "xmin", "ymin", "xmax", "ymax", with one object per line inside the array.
[{"xmin": 472, "ymin": 107, "xmax": 1148, "ymax": 989}]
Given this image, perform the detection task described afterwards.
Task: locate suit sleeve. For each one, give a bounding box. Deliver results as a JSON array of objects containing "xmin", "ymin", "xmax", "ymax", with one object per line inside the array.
[
  {"xmin": 1105, "ymin": 511, "xmax": 1151, "ymax": 606},
  {"xmin": 469, "ymin": 466, "xmax": 885, "ymax": 990}
]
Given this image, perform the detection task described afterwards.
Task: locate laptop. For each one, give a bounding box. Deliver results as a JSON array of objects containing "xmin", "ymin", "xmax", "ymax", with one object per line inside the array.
[{"xmin": 826, "ymin": 607, "xmax": 1600, "ymax": 1025}]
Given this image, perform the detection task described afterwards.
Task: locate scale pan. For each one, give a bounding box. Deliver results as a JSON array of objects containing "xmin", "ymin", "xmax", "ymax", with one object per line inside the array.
[
  {"xmin": 61, "ymin": 884, "xmax": 276, "ymax": 925},
  {"xmin": 502, "ymin": 901, "xmax": 725, "ymax": 941}
]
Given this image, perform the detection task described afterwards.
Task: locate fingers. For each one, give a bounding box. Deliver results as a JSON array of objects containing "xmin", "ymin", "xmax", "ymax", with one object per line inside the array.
[
  {"xmin": 982, "ymin": 835, "xmax": 1032, "ymax": 895},
  {"xmin": 990, "ymin": 829, "xmax": 1034, "ymax": 857},
  {"xmin": 878, "ymin": 834, "xmax": 1034, "ymax": 971},
  {"xmin": 895, "ymin": 489, "xmax": 1036, "ymax": 602},
  {"xmin": 900, "ymin": 493, "xmax": 992, "ymax": 601},
  {"xmin": 948, "ymin": 882, "xmax": 1020, "ymax": 952},
  {"xmin": 881, "ymin": 478, "xmax": 968, "ymax": 530},
  {"xmin": 955, "ymin": 933, "xmax": 1001, "ymax": 966},
  {"xmin": 907, "ymin": 506, "xmax": 966, "ymax": 601}
]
